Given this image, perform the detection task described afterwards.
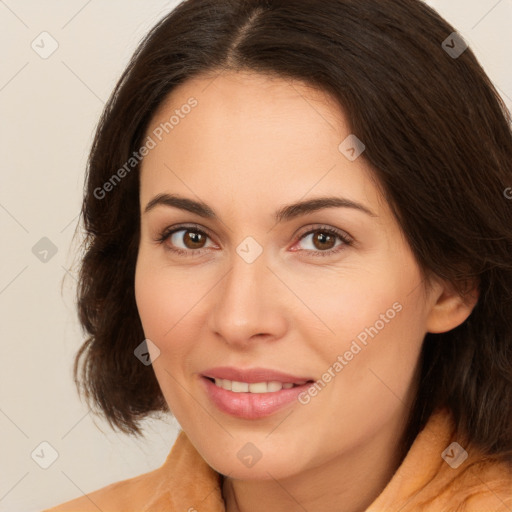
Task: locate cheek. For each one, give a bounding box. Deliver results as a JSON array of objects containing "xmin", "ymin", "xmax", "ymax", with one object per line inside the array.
[
  {"xmin": 134, "ymin": 251, "xmax": 215, "ymax": 367},
  {"xmin": 293, "ymin": 264, "xmax": 404, "ymax": 357},
  {"xmin": 326, "ymin": 278, "xmax": 427, "ymax": 416},
  {"xmin": 134, "ymin": 262, "xmax": 169, "ymax": 340},
  {"xmin": 308, "ymin": 255, "xmax": 427, "ymax": 396},
  {"xmin": 134, "ymin": 253, "xmax": 186, "ymax": 347}
]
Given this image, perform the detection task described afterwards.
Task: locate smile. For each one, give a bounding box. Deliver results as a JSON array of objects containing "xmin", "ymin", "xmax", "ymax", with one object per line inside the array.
[{"xmin": 210, "ymin": 378, "xmax": 308, "ymax": 393}]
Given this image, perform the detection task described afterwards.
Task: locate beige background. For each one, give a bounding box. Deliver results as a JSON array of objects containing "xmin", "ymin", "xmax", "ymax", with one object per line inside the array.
[{"xmin": 0, "ymin": 1, "xmax": 511, "ymax": 510}]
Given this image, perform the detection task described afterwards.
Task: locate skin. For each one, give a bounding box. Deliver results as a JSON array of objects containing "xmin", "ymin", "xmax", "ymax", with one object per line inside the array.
[{"xmin": 134, "ymin": 70, "xmax": 477, "ymax": 512}]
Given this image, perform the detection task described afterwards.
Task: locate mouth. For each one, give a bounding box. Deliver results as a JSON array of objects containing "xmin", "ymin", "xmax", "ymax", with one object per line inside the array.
[
  {"xmin": 200, "ymin": 367, "xmax": 316, "ymax": 419},
  {"xmin": 204, "ymin": 377, "xmax": 313, "ymax": 393}
]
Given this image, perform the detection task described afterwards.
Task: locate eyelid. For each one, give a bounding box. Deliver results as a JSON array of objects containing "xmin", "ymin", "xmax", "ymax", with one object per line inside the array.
[
  {"xmin": 294, "ymin": 223, "xmax": 353, "ymax": 243},
  {"xmin": 154, "ymin": 223, "xmax": 216, "ymax": 251},
  {"xmin": 163, "ymin": 222, "xmax": 212, "ymax": 238},
  {"xmin": 291, "ymin": 224, "xmax": 353, "ymax": 257}
]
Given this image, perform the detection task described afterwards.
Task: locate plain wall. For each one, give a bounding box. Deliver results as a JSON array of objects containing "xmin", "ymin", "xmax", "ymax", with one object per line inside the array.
[{"xmin": 0, "ymin": 1, "xmax": 511, "ymax": 510}]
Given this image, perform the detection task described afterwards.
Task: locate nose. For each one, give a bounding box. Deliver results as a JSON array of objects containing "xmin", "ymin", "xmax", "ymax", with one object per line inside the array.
[{"xmin": 208, "ymin": 247, "xmax": 288, "ymax": 348}]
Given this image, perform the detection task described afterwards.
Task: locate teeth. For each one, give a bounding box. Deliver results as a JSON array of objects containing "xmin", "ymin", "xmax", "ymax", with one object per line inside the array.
[
  {"xmin": 232, "ymin": 381, "xmax": 249, "ymax": 392},
  {"xmin": 212, "ymin": 378, "xmax": 306, "ymax": 393},
  {"xmin": 248, "ymin": 382, "xmax": 268, "ymax": 393},
  {"xmin": 267, "ymin": 381, "xmax": 283, "ymax": 392}
]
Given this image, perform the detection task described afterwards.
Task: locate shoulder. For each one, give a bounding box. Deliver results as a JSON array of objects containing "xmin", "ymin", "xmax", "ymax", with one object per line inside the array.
[
  {"xmin": 427, "ymin": 411, "xmax": 512, "ymax": 510},
  {"xmin": 368, "ymin": 407, "xmax": 512, "ymax": 511},
  {"xmin": 42, "ymin": 430, "xmax": 224, "ymax": 512},
  {"xmin": 42, "ymin": 464, "xmax": 165, "ymax": 512},
  {"xmin": 432, "ymin": 454, "xmax": 512, "ymax": 510}
]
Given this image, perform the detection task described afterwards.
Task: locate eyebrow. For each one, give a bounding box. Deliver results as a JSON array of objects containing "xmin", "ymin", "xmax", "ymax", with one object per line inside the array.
[{"xmin": 143, "ymin": 193, "xmax": 377, "ymax": 222}]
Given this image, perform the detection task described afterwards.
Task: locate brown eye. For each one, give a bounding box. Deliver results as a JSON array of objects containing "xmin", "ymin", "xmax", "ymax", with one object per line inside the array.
[
  {"xmin": 155, "ymin": 225, "xmax": 215, "ymax": 256},
  {"xmin": 295, "ymin": 226, "xmax": 352, "ymax": 257},
  {"xmin": 311, "ymin": 231, "xmax": 337, "ymax": 250},
  {"xmin": 170, "ymin": 229, "xmax": 209, "ymax": 250},
  {"xmin": 181, "ymin": 230, "xmax": 207, "ymax": 249}
]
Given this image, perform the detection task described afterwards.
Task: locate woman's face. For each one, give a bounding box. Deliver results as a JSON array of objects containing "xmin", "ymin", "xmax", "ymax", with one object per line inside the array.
[{"xmin": 135, "ymin": 70, "xmax": 443, "ymax": 479}]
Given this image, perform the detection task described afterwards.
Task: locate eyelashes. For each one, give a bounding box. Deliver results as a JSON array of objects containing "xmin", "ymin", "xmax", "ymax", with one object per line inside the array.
[
  {"xmin": 155, "ymin": 223, "xmax": 214, "ymax": 257},
  {"xmin": 154, "ymin": 223, "xmax": 353, "ymax": 258}
]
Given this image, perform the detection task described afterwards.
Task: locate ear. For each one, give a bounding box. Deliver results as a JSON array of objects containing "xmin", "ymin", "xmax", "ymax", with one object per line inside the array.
[{"xmin": 425, "ymin": 277, "xmax": 479, "ymax": 334}]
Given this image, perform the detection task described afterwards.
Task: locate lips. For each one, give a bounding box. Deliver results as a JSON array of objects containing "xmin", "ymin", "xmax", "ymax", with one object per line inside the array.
[
  {"xmin": 200, "ymin": 366, "xmax": 315, "ymax": 419},
  {"xmin": 201, "ymin": 366, "xmax": 314, "ymax": 384}
]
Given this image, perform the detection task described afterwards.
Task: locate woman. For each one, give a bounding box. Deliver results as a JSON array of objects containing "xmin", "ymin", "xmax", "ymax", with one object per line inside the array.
[{"xmin": 45, "ymin": 0, "xmax": 512, "ymax": 510}]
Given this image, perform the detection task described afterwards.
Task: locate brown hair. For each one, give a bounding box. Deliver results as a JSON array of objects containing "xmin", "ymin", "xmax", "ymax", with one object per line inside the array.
[{"xmin": 73, "ymin": 0, "xmax": 512, "ymax": 466}]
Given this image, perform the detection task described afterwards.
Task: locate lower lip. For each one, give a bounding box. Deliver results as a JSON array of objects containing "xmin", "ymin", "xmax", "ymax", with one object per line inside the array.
[{"xmin": 202, "ymin": 377, "xmax": 311, "ymax": 419}]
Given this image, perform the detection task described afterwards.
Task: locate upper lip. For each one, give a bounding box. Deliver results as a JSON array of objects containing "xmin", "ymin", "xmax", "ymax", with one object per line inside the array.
[{"xmin": 201, "ymin": 366, "xmax": 315, "ymax": 384}]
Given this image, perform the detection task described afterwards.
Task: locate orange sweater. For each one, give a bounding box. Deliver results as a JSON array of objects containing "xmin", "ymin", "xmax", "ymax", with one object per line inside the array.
[{"xmin": 43, "ymin": 406, "xmax": 512, "ymax": 511}]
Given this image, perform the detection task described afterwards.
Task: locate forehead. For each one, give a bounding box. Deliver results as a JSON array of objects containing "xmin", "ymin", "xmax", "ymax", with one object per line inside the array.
[
  {"xmin": 154, "ymin": 70, "xmax": 344, "ymax": 123},
  {"xmin": 139, "ymin": 70, "xmax": 387, "ymax": 221}
]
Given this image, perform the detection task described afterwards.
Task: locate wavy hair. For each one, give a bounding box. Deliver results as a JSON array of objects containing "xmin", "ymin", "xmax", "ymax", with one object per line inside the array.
[{"xmin": 72, "ymin": 0, "xmax": 512, "ymax": 466}]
